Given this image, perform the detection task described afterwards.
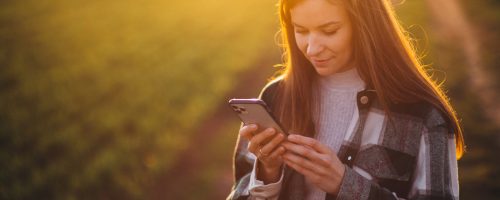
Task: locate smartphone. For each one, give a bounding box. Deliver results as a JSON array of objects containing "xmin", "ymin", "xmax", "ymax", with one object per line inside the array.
[{"xmin": 228, "ymin": 98, "xmax": 288, "ymax": 135}]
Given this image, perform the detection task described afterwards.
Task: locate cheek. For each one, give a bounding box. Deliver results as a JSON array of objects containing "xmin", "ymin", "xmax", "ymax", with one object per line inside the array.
[
  {"xmin": 294, "ymin": 35, "xmax": 308, "ymax": 53},
  {"xmin": 329, "ymin": 32, "xmax": 353, "ymax": 55},
  {"xmin": 341, "ymin": 29, "xmax": 354, "ymax": 53}
]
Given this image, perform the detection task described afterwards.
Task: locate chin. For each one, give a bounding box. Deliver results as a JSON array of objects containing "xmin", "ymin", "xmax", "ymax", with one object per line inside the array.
[
  {"xmin": 314, "ymin": 66, "xmax": 337, "ymax": 77},
  {"xmin": 314, "ymin": 62, "xmax": 354, "ymax": 76}
]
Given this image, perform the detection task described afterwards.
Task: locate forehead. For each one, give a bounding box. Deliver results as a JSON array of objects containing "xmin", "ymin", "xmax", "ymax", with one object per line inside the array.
[{"xmin": 290, "ymin": 0, "xmax": 349, "ymax": 27}]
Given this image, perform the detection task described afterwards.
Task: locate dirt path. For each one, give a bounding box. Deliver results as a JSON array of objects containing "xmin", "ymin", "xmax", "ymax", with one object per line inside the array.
[
  {"xmin": 149, "ymin": 52, "xmax": 278, "ymax": 199},
  {"xmin": 425, "ymin": 0, "xmax": 500, "ymax": 126}
]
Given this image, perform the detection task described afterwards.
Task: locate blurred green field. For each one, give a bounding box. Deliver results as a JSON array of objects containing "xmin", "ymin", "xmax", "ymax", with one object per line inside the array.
[
  {"xmin": 1, "ymin": 0, "xmax": 499, "ymax": 199},
  {"xmin": 0, "ymin": 0, "xmax": 279, "ymax": 199}
]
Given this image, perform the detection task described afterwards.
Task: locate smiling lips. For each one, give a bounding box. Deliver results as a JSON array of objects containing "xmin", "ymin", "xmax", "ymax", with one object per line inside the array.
[{"xmin": 310, "ymin": 57, "xmax": 332, "ymax": 66}]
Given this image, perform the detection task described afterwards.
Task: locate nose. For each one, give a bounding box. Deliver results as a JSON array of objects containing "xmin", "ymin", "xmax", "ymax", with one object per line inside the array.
[{"xmin": 306, "ymin": 34, "xmax": 324, "ymax": 57}]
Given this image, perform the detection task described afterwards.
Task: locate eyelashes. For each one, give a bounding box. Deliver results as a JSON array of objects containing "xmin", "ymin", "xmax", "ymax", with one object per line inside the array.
[
  {"xmin": 294, "ymin": 29, "xmax": 339, "ymax": 36},
  {"xmin": 323, "ymin": 30, "xmax": 338, "ymax": 35},
  {"xmin": 294, "ymin": 30, "xmax": 308, "ymax": 34}
]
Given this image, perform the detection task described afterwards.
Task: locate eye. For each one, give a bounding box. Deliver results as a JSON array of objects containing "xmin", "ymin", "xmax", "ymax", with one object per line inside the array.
[
  {"xmin": 294, "ymin": 28, "xmax": 308, "ymax": 34},
  {"xmin": 323, "ymin": 29, "xmax": 338, "ymax": 36}
]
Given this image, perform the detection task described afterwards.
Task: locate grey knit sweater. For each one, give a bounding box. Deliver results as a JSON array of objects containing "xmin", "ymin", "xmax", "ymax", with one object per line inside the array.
[{"xmin": 306, "ymin": 67, "xmax": 365, "ymax": 200}]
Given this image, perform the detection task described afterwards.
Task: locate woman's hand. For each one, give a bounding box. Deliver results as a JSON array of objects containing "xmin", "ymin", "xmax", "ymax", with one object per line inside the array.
[
  {"xmin": 282, "ymin": 134, "xmax": 345, "ymax": 195},
  {"xmin": 239, "ymin": 124, "xmax": 287, "ymax": 183}
]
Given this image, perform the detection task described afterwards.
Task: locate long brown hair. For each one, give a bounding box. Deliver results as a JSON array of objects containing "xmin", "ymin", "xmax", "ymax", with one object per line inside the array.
[{"xmin": 271, "ymin": 0, "xmax": 464, "ymax": 159}]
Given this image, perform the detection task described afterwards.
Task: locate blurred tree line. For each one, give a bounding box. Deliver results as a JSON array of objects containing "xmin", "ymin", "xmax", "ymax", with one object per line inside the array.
[
  {"xmin": 397, "ymin": 0, "xmax": 500, "ymax": 198},
  {"xmin": 454, "ymin": 0, "xmax": 500, "ymax": 198}
]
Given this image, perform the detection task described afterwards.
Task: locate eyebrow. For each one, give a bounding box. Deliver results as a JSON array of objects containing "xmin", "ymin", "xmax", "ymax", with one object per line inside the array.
[{"xmin": 292, "ymin": 21, "xmax": 341, "ymax": 29}]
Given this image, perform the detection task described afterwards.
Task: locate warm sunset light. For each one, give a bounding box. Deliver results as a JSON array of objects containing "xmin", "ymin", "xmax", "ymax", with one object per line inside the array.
[{"xmin": 0, "ymin": 0, "xmax": 498, "ymax": 199}]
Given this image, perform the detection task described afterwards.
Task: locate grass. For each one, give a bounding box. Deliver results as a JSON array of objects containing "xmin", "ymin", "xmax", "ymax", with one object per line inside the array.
[
  {"xmin": 1, "ymin": 0, "xmax": 498, "ymax": 199},
  {"xmin": 0, "ymin": 0, "xmax": 279, "ymax": 199}
]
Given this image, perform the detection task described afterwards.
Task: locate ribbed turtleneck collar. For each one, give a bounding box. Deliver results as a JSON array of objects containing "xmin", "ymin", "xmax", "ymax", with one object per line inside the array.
[{"xmin": 318, "ymin": 67, "xmax": 365, "ymax": 91}]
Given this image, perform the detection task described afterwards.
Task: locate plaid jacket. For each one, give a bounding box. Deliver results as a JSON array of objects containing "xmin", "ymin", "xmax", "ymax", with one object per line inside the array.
[{"xmin": 228, "ymin": 80, "xmax": 459, "ymax": 200}]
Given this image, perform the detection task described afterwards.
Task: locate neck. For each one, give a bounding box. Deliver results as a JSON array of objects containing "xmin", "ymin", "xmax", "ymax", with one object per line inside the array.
[{"xmin": 318, "ymin": 67, "xmax": 365, "ymax": 91}]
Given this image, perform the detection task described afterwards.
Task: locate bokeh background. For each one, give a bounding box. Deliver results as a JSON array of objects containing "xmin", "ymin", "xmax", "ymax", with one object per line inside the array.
[{"xmin": 1, "ymin": 0, "xmax": 499, "ymax": 199}]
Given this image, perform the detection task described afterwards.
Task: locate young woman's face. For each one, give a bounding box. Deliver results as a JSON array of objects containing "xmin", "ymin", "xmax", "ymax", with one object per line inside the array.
[{"xmin": 290, "ymin": 0, "xmax": 354, "ymax": 76}]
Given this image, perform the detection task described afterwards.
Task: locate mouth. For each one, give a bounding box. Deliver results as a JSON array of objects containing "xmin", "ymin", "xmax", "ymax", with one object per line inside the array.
[{"xmin": 310, "ymin": 57, "xmax": 333, "ymax": 66}]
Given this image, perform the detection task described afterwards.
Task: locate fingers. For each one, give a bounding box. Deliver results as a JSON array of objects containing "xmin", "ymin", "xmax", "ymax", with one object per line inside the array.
[
  {"xmin": 241, "ymin": 125, "xmax": 286, "ymax": 164},
  {"xmin": 283, "ymin": 152, "xmax": 318, "ymax": 172},
  {"xmin": 267, "ymin": 146, "xmax": 286, "ymax": 160},
  {"xmin": 259, "ymin": 133, "xmax": 286, "ymax": 156},
  {"xmin": 283, "ymin": 153, "xmax": 323, "ymax": 183},
  {"xmin": 248, "ymin": 128, "xmax": 276, "ymax": 154},
  {"xmin": 288, "ymin": 134, "xmax": 332, "ymax": 154},
  {"xmin": 239, "ymin": 124, "xmax": 258, "ymax": 140},
  {"xmin": 282, "ymin": 141, "xmax": 331, "ymax": 168}
]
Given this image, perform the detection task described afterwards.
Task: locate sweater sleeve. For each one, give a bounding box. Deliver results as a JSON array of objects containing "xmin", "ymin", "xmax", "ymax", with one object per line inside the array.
[
  {"xmin": 328, "ymin": 108, "xmax": 459, "ymax": 200},
  {"xmin": 248, "ymin": 159, "xmax": 285, "ymax": 200}
]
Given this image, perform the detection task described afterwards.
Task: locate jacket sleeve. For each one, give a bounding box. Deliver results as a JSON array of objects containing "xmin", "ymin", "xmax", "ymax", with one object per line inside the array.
[
  {"xmin": 328, "ymin": 107, "xmax": 459, "ymax": 200},
  {"xmin": 227, "ymin": 80, "xmax": 282, "ymax": 200}
]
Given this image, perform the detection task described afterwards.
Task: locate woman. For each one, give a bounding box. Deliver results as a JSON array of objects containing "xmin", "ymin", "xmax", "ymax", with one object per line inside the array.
[{"xmin": 228, "ymin": 0, "xmax": 464, "ymax": 199}]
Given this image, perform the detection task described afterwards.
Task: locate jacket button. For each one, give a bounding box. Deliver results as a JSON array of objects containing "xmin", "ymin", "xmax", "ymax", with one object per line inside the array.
[{"xmin": 360, "ymin": 95, "xmax": 369, "ymax": 104}]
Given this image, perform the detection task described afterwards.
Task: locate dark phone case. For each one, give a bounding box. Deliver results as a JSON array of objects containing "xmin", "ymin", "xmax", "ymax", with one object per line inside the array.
[{"xmin": 228, "ymin": 98, "xmax": 288, "ymax": 135}]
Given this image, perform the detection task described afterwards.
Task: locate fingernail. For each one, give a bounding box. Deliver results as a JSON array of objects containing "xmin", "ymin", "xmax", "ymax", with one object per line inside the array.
[{"xmin": 267, "ymin": 128, "xmax": 275, "ymax": 134}]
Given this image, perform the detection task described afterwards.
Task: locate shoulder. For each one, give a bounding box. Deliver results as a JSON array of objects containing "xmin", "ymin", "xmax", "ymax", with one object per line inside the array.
[
  {"xmin": 386, "ymin": 100, "xmax": 452, "ymax": 131},
  {"xmin": 258, "ymin": 77, "xmax": 284, "ymax": 106}
]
